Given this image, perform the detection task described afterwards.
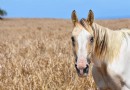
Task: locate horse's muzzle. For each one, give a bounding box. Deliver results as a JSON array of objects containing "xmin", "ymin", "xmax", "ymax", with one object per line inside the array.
[{"xmin": 75, "ymin": 64, "xmax": 89, "ymax": 77}]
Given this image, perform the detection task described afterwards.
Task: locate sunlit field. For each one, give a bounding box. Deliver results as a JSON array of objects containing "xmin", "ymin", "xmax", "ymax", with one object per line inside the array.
[{"xmin": 0, "ymin": 18, "xmax": 130, "ymax": 90}]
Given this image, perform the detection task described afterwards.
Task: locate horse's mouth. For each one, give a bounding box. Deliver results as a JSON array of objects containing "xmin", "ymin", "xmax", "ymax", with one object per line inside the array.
[
  {"xmin": 75, "ymin": 66, "xmax": 89, "ymax": 77},
  {"xmin": 75, "ymin": 64, "xmax": 89, "ymax": 77},
  {"xmin": 78, "ymin": 72, "xmax": 88, "ymax": 77},
  {"xmin": 77, "ymin": 69, "xmax": 88, "ymax": 77}
]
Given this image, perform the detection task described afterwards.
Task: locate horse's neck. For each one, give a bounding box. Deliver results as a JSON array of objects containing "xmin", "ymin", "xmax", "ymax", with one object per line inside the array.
[
  {"xmin": 92, "ymin": 24, "xmax": 130, "ymax": 89},
  {"xmin": 92, "ymin": 23, "xmax": 123, "ymax": 65}
]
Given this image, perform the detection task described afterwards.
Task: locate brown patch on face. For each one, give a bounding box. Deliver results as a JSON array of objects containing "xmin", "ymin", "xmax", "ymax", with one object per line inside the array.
[{"xmin": 86, "ymin": 36, "xmax": 94, "ymax": 61}]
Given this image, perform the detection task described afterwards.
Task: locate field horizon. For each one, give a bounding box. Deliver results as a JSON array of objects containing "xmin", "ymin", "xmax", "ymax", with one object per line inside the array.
[{"xmin": 0, "ymin": 18, "xmax": 130, "ymax": 90}]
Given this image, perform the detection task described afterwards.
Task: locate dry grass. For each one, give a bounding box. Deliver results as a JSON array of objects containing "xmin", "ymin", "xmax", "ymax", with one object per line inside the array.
[{"xmin": 0, "ymin": 18, "xmax": 130, "ymax": 90}]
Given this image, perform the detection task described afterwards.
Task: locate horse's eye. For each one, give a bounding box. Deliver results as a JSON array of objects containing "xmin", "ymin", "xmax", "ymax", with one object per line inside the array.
[
  {"xmin": 90, "ymin": 37, "xmax": 94, "ymax": 43},
  {"xmin": 71, "ymin": 36, "xmax": 75, "ymax": 42},
  {"xmin": 71, "ymin": 36, "xmax": 75, "ymax": 46}
]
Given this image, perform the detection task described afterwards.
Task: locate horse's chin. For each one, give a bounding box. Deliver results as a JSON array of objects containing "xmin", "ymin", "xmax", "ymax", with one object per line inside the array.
[{"xmin": 78, "ymin": 73, "xmax": 88, "ymax": 77}]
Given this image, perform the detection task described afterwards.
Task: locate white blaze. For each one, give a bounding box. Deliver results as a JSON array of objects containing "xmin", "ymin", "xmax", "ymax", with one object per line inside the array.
[{"xmin": 76, "ymin": 29, "xmax": 91, "ymax": 68}]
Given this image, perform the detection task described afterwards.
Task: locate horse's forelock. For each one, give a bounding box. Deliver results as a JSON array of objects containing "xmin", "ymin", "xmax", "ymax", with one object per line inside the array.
[{"xmin": 80, "ymin": 19, "xmax": 93, "ymax": 35}]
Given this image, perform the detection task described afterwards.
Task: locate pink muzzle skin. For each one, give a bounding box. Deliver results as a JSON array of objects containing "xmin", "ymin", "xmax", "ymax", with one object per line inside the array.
[
  {"xmin": 77, "ymin": 59, "xmax": 87, "ymax": 69},
  {"xmin": 76, "ymin": 58, "xmax": 89, "ymax": 76}
]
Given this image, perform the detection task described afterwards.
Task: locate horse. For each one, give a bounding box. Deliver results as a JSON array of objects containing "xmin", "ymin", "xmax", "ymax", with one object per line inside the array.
[{"xmin": 71, "ymin": 10, "xmax": 130, "ymax": 90}]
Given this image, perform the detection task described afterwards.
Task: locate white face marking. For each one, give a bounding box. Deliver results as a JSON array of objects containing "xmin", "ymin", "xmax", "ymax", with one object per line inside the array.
[{"xmin": 77, "ymin": 29, "xmax": 91, "ymax": 61}]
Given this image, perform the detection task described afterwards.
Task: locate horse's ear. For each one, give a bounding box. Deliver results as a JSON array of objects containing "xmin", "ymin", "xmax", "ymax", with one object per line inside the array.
[
  {"xmin": 87, "ymin": 10, "xmax": 94, "ymax": 26},
  {"xmin": 71, "ymin": 10, "xmax": 78, "ymax": 26}
]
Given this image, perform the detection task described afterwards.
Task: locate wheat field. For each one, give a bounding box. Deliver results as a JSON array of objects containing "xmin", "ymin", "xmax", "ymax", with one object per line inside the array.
[{"xmin": 0, "ymin": 18, "xmax": 130, "ymax": 90}]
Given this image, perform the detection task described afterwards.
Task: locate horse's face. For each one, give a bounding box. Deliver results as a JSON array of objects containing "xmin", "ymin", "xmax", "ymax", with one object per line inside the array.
[{"xmin": 71, "ymin": 10, "xmax": 94, "ymax": 77}]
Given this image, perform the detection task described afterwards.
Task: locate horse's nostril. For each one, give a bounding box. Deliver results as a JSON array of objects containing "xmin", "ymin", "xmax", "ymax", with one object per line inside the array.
[
  {"xmin": 75, "ymin": 64, "xmax": 89, "ymax": 75},
  {"xmin": 75, "ymin": 64, "xmax": 80, "ymax": 73},
  {"xmin": 83, "ymin": 65, "xmax": 89, "ymax": 73},
  {"xmin": 86, "ymin": 65, "xmax": 89, "ymax": 68}
]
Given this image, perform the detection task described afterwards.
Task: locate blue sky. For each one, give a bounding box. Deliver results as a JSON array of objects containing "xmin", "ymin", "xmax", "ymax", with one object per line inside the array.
[{"xmin": 0, "ymin": 0, "xmax": 130, "ymax": 19}]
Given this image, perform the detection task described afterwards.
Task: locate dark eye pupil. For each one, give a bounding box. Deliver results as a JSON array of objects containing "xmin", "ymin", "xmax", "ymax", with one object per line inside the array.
[
  {"xmin": 90, "ymin": 37, "xmax": 94, "ymax": 42},
  {"xmin": 71, "ymin": 37, "xmax": 75, "ymax": 46},
  {"xmin": 71, "ymin": 37, "xmax": 75, "ymax": 42}
]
